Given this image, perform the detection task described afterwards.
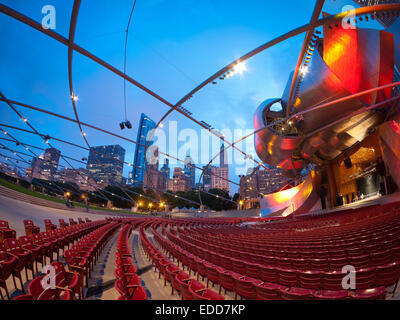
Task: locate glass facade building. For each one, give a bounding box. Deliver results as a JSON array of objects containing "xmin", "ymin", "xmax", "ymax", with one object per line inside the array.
[
  {"xmin": 86, "ymin": 144, "xmax": 126, "ymax": 186},
  {"xmin": 131, "ymin": 113, "xmax": 156, "ymax": 187}
]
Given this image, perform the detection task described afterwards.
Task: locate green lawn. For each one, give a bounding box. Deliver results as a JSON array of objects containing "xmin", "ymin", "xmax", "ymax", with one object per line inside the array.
[{"xmin": 0, "ymin": 178, "xmax": 149, "ymax": 216}]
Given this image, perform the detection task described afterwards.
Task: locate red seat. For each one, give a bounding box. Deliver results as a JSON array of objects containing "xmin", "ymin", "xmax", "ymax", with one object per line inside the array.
[
  {"xmin": 260, "ymin": 265, "xmax": 278, "ymax": 283},
  {"xmin": 205, "ymin": 263, "xmax": 219, "ymax": 288},
  {"xmin": 171, "ymin": 271, "xmax": 189, "ymax": 295},
  {"xmin": 233, "ymin": 274, "xmax": 258, "ymax": 300},
  {"xmin": 277, "ymin": 268, "xmax": 298, "ymax": 287},
  {"xmin": 28, "ymin": 275, "xmax": 72, "ymax": 300},
  {"xmin": 280, "ymin": 287, "xmax": 316, "ymax": 300},
  {"xmin": 44, "ymin": 219, "xmax": 57, "ymax": 232},
  {"xmin": 254, "ymin": 281, "xmax": 285, "ymax": 300},
  {"xmin": 114, "ymin": 279, "xmax": 147, "ymax": 300},
  {"xmin": 4, "ymin": 238, "xmax": 34, "ymax": 282},
  {"xmin": 50, "ymin": 261, "xmax": 81, "ymax": 299},
  {"xmin": 59, "ymin": 219, "xmax": 69, "ymax": 228},
  {"xmin": 312, "ymin": 290, "xmax": 349, "ymax": 300},
  {"xmin": 323, "ymin": 270, "xmax": 346, "ymax": 290},
  {"xmin": 375, "ymin": 261, "xmax": 400, "ymax": 288},
  {"xmin": 179, "ymin": 278, "xmax": 204, "ymax": 300},
  {"xmin": 23, "ymin": 220, "xmax": 40, "ymax": 236},
  {"xmin": 298, "ymin": 270, "xmax": 322, "ymax": 289},
  {"xmin": 0, "ymin": 242, "xmax": 18, "ymax": 299},
  {"xmin": 19, "ymin": 236, "xmax": 43, "ymax": 275},
  {"xmin": 189, "ymin": 287, "xmax": 225, "ymax": 300},
  {"xmin": 0, "ymin": 220, "xmax": 16, "ymax": 241},
  {"xmin": 349, "ymin": 287, "xmax": 386, "ymax": 300},
  {"xmin": 218, "ymin": 269, "xmax": 236, "ymax": 294}
]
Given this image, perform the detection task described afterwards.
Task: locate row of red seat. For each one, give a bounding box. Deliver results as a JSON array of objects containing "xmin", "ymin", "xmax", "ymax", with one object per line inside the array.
[
  {"xmin": 114, "ymin": 222, "xmax": 147, "ymax": 300},
  {"xmin": 0, "ymin": 220, "xmax": 105, "ymax": 300},
  {"xmin": 157, "ymin": 221, "xmax": 394, "ymax": 300},
  {"xmin": 140, "ymin": 220, "xmax": 224, "ymax": 300},
  {"xmin": 63, "ymin": 221, "xmax": 120, "ymax": 297},
  {"xmin": 175, "ymin": 229, "xmax": 400, "ymax": 273}
]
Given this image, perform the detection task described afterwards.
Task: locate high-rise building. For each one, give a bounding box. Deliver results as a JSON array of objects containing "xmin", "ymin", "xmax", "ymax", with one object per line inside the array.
[
  {"xmin": 31, "ymin": 156, "xmax": 45, "ymax": 180},
  {"xmin": 160, "ymin": 158, "xmax": 170, "ymax": 190},
  {"xmin": 239, "ymin": 167, "xmax": 290, "ymax": 209},
  {"xmin": 211, "ymin": 166, "xmax": 230, "ymax": 194},
  {"xmin": 202, "ymin": 165, "xmax": 213, "ymax": 191},
  {"xmin": 86, "ymin": 144, "xmax": 125, "ymax": 186},
  {"xmin": 131, "ymin": 113, "xmax": 156, "ymax": 187},
  {"xmin": 220, "ymin": 143, "xmax": 228, "ymax": 168},
  {"xmin": 184, "ymin": 155, "xmax": 196, "ymax": 189},
  {"xmin": 143, "ymin": 146, "xmax": 167, "ymax": 193},
  {"xmin": 169, "ymin": 167, "xmax": 189, "ymax": 192},
  {"xmin": 352, "ymin": 0, "xmax": 400, "ymax": 28},
  {"xmin": 64, "ymin": 167, "xmax": 98, "ymax": 191},
  {"xmin": 41, "ymin": 148, "xmax": 61, "ymax": 180}
]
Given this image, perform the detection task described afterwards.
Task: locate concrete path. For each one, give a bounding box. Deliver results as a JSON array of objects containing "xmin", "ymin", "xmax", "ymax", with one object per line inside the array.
[{"xmin": 0, "ymin": 195, "xmax": 106, "ymax": 236}]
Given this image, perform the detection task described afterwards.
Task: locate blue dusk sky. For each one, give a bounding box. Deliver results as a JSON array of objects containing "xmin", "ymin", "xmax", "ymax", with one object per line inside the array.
[{"xmin": 0, "ymin": 0, "xmax": 382, "ymax": 194}]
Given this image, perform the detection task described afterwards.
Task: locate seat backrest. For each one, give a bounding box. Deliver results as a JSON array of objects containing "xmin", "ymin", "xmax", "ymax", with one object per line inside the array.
[
  {"xmin": 0, "ymin": 220, "xmax": 9, "ymax": 229},
  {"xmin": 4, "ymin": 238, "xmax": 20, "ymax": 251},
  {"xmin": 44, "ymin": 219, "xmax": 52, "ymax": 225},
  {"xmin": 24, "ymin": 220, "xmax": 34, "ymax": 226},
  {"xmin": 32, "ymin": 233, "xmax": 43, "ymax": 243},
  {"xmin": 18, "ymin": 236, "xmax": 32, "ymax": 246},
  {"xmin": 28, "ymin": 275, "xmax": 60, "ymax": 300}
]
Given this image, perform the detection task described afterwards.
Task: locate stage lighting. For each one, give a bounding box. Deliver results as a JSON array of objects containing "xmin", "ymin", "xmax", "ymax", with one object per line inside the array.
[
  {"xmin": 125, "ymin": 121, "xmax": 132, "ymax": 129},
  {"xmin": 119, "ymin": 122, "xmax": 125, "ymax": 130}
]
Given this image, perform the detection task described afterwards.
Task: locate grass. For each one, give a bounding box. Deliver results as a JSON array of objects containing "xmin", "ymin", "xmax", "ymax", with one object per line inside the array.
[{"xmin": 0, "ymin": 178, "xmax": 149, "ymax": 216}]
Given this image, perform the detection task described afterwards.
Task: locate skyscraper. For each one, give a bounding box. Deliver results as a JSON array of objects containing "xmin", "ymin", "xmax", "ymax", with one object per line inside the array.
[
  {"xmin": 86, "ymin": 144, "xmax": 125, "ymax": 186},
  {"xmin": 220, "ymin": 143, "xmax": 228, "ymax": 168},
  {"xmin": 169, "ymin": 167, "xmax": 189, "ymax": 192},
  {"xmin": 160, "ymin": 157, "xmax": 170, "ymax": 190},
  {"xmin": 211, "ymin": 166, "xmax": 230, "ymax": 194},
  {"xmin": 184, "ymin": 155, "xmax": 196, "ymax": 189},
  {"xmin": 131, "ymin": 113, "xmax": 156, "ymax": 187},
  {"xmin": 202, "ymin": 165, "xmax": 213, "ymax": 191},
  {"xmin": 352, "ymin": 0, "xmax": 400, "ymax": 28},
  {"xmin": 41, "ymin": 148, "xmax": 61, "ymax": 180}
]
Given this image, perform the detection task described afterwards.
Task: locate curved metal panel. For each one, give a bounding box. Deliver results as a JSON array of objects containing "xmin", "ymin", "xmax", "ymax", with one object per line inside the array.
[
  {"xmin": 259, "ymin": 170, "xmax": 321, "ymax": 217},
  {"xmin": 254, "ymin": 99, "xmax": 304, "ymax": 169}
]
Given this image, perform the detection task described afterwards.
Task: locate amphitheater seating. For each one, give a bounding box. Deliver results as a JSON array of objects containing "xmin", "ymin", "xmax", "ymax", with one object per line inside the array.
[
  {"xmin": 64, "ymin": 221, "xmax": 118, "ymax": 289},
  {"xmin": 141, "ymin": 221, "xmax": 224, "ymax": 300},
  {"xmin": 149, "ymin": 202, "xmax": 400, "ymax": 300},
  {"xmin": 114, "ymin": 223, "xmax": 147, "ymax": 300}
]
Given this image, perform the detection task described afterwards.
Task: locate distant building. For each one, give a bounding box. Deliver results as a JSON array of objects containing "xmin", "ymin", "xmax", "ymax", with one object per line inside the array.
[
  {"xmin": 64, "ymin": 167, "xmax": 98, "ymax": 191},
  {"xmin": 160, "ymin": 158, "xmax": 170, "ymax": 190},
  {"xmin": 143, "ymin": 146, "xmax": 167, "ymax": 193},
  {"xmin": 239, "ymin": 167, "xmax": 290, "ymax": 209},
  {"xmin": 211, "ymin": 166, "xmax": 230, "ymax": 194},
  {"xmin": 131, "ymin": 113, "xmax": 156, "ymax": 187},
  {"xmin": 184, "ymin": 155, "xmax": 196, "ymax": 189},
  {"xmin": 41, "ymin": 148, "xmax": 61, "ymax": 180},
  {"xmin": 31, "ymin": 156, "xmax": 45, "ymax": 180},
  {"xmin": 202, "ymin": 165, "xmax": 213, "ymax": 191},
  {"xmin": 220, "ymin": 143, "xmax": 228, "ymax": 168},
  {"xmin": 352, "ymin": 0, "xmax": 400, "ymax": 28},
  {"xmin": 169, "ymin": 167, "xmax": 189, "ymax": 192},
  {"xmin": 86, "ymin": 144, "xmax": 125, "ymax": 186}
]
